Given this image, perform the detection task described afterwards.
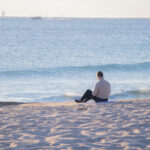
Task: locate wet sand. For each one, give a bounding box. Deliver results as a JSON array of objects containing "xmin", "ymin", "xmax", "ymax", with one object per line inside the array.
[{"xmin": 0, "ymin": 99, "xmax": 150, "ymax": 150}]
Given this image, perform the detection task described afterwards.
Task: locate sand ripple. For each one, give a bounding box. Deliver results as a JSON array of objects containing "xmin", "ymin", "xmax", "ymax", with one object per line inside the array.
[{"xmin": 0, "ymin": 100, "xmax": 150, "ymax": 149}]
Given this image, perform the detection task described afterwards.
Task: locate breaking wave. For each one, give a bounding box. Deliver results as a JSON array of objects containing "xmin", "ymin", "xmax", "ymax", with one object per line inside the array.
[{"xmin": 0, "ymin": 61, "xmax": 150, "ymax": 77}]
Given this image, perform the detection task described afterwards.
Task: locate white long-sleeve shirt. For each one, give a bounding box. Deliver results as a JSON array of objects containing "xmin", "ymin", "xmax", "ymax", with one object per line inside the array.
[{"xmin": 93, "ymin": 77, "xmax": 111, "ymax": 99}]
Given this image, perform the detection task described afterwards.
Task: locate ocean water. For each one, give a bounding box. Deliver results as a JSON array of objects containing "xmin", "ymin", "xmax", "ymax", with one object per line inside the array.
[{"xmin": 0, "ymin": 17, "xmax": 150, "ymax": 102}]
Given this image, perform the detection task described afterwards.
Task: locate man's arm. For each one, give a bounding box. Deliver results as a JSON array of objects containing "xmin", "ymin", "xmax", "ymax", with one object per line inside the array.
[{"xmin": 93, "ymin": 83, "xmax": 98, "ymax": 96}]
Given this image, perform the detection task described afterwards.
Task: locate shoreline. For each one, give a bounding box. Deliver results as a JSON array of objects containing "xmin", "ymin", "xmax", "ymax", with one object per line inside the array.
[
  {"xmin": 0, "ymin": 99, "xmax": 150, "ymax": 149},
  {"xmin": 0, "ymin": 98, "xmax": 149, "ymax": 106}
]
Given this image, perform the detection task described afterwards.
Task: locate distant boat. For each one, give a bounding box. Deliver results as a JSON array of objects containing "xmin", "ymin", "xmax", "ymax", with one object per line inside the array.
[
  {"xmin": 1, "ymin": 11, "xmax": 5, "ymax": 17},
  {"xmin": 30, "ymin": 16, "xmax": 42, "ymax": 20}
]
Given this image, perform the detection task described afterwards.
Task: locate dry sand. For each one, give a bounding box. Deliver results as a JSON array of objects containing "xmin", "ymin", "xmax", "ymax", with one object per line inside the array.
[{"xmin": 0, "ymin": 99, "xmax": 150, "ymax": 150}]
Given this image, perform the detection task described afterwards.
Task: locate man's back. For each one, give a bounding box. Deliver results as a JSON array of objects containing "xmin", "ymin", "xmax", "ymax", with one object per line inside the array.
[{"xmin": 93, "ymin": 77, "xmax": 111, "ymax": 99}]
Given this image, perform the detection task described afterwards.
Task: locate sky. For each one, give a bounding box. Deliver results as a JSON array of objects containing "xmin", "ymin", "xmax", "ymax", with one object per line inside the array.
[{"xmin": 0, "ymin": 0, "xmax": 150, "ymax": 18}]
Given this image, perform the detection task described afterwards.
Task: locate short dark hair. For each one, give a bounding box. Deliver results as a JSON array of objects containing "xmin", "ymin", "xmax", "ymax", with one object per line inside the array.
[{"xmin": 97, "ymin": 71, "xmax": 103, "ymax": 77}]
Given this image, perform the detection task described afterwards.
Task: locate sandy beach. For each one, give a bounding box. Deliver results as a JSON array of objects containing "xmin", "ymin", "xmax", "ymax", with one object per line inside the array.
[{"xmin": 0, "ymin": 99, "xmax": 150, "ymax": 150}]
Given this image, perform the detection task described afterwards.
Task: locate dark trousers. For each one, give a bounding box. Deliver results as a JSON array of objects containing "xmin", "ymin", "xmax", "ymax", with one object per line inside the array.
[{"xmin": 80, "ymin": 89, "xmax": 108, "ymax": 102}]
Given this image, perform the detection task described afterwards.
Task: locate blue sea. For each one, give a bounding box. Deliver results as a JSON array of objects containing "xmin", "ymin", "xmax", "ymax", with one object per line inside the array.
[{"xmin": 0, "ymin": 17, "xmax": 150, "ymax": 102}]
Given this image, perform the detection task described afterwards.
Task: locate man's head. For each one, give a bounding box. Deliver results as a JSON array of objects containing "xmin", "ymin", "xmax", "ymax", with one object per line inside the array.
[{"xmin": 96, "ymin": 71, "xmax": 103, "ymax": 80}]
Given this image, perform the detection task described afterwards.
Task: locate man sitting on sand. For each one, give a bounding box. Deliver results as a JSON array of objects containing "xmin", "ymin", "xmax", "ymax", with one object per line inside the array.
[{"xmin": 75, "ymin": 71, "xmax": 111, "ymax": 103}]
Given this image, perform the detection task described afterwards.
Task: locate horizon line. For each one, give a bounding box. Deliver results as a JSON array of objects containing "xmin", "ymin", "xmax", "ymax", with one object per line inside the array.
[{"xmin": 0, "ymin": 16, "xmax": 150, "ymax": 19}]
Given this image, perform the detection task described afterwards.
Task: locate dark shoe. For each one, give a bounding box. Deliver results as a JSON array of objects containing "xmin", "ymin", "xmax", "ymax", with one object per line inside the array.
[{"xmin": 75, "ymin": 99, "xmax": 84, "ymax": 103}]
